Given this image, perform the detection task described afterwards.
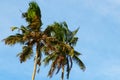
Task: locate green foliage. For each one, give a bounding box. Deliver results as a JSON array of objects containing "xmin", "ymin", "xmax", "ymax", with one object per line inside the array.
[
  {"xmin": 72, "ymin": 55, "xmax": 86, "ymax": 71},
  {"xmin": 17, "ymin": 46, "xmax": 33, "ymax": 63},
  {"xmin": 46, "ymin": 22, "xmax": 65, "ymax": 41},
  {"xmin": 22, "ymin": 1, "xmax": 42, "ymax": 31},
  {"xmin": 43, "ymin": 22, "xmax": 85, "ymax": 80},
  {"xmin": 43, "ymin": 52, "xmax": 57, "ymax": 66},
  {"xmin": 23, "ymin": 1, "xmax": 41, "ymax": 23},
  {"xmin": 3, "ymin": 1, "xmax": 85, "ymax": 80},
  {"xmin": 11, "ymin": 26, "xmax": 18, "ymax": 31},
  {"xmin": 4, "ymin": 34, "xmax": 24, "ymax": 45},
  {"xmin": 46, "ymin": 22, "xmax": 79, "ymax": 45}
]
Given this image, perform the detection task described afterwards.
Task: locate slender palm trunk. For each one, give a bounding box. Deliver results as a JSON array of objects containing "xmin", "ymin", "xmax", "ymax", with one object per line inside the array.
[
  {"xmin": 32, "ymin": 43, "xmax": 39, "ymax": 80},
  {"xmin": 61, "ymin": 66, "xmax": 64, "ymax": 80}
]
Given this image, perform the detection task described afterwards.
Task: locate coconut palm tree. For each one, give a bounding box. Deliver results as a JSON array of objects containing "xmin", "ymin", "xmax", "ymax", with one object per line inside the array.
[
  {"xmin": 3, "ymin": 1, "xmax": 53, "ymax": 80},
  {"xmin": 43, "ymin": 22, "xmax": 86, "ymax": 80},
  {"xmin": 3, "ymin": 1, "xmax": 85, "ymax": 80}
]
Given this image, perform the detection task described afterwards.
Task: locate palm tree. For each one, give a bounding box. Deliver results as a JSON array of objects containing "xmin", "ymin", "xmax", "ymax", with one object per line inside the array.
[
  {"xmin": 3, "ymin": 1, "xmax": 85, "ymax": 80},
  {"xmin": 43, "ymin": 22, "xmax": 86, "ymax": 80},
  {"xmin": 3, "ymin": 1, "xmax": 52, "ymax": 80}
]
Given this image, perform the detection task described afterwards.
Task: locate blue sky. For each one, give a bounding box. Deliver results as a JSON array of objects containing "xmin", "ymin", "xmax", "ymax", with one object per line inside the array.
[{"xmin": 0, "ymin": 0, "xmax": 120, "ymax": 80}]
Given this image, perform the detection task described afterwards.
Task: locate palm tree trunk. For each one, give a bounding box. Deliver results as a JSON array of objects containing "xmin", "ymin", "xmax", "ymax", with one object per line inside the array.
[
  {"xmin": 61, "ymin": 66, "xmax": 64, "ymax": 80},
  {"xmin": 32, "ymin": 43, "xmax": 39, "ymax": 80}
]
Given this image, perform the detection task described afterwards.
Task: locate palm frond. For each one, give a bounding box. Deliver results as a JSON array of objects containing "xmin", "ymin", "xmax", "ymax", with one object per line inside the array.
[
  {"xmin": 43, "ymin": 52, "xmax": 57, "ymax": 66},
  {"xmin": 55, "ymin": 65, "xmax": 61, "ymax": 74},
  {"xmin": 28, "ymin": 1, "xmax": 41, "ymax": 18},
  {"xmin": 70, "ymin": 37, "xmax": 78, "ymax": 46},
  {"xmin": 47, "ymin": 22, "xmax": 65, "ymax": 42},
  {"xmin": 72, "ymin": 55, "xmax": 85, "ymax": 71},
  {"xmin": 4, "ymin": 34, "xmax": 24, "ymax": 45},
  {"xmin": 62, "ymin": 22, "xmax": 68, "ymax": 29},
  {"xmin": 66, "ymin": 57, "xmax": 70, "ymax": 79},
  {"xmin": 72, "ymin": 27, "xmax": 79, "ymax": 37},
  {"xmin": 17, "ymin": 46, "xmax": 33, "ymax": 63},
  {"xmin": 55, "ymin": 56, "xmax": 64, "ymax": 74},
  {"xmin": 22, "ymin": 1, "xmax": 42, "ymax": 31},
  {"xmin": 44, "ymin": 26, "xmax": 53, "ymax": 36},
  {"xmin": 68, "ymin": 48, "xmax": 74, "ymax": 57},
  {"xmin": 23, "ymin": 1, "xmax": 41, "ymax": 22},
  {"xmin": 74, "ymin": 50, "xmax": 82, "ymax": 56},
  {"xmin": 20, "ymin": 25, "xmax": 29, "ymax": 33},
  {"xmin": 11, "ymin": 26, "xmax": 18, "ymax": 31},
  {"xmin": 48, "ymin": 59, "xmax": 57, "ymax": 78}
]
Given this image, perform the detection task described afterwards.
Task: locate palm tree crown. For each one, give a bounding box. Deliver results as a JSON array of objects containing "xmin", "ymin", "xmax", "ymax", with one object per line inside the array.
[{"xmin": 43, "ymin": 22, "xmax": 85, "ymax": 80}]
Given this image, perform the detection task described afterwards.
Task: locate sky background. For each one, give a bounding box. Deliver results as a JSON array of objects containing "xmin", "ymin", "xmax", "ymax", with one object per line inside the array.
[{"xmin": 0, "ymin": 0, "xmax": 120, "ymax": 80}]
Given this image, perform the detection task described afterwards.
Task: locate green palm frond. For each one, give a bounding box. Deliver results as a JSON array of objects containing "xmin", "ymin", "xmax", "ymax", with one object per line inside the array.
[
  {"xmin": 4, "ymin": 34, "xmax": 24, "ymax": 45},
  {"xmin": 23, "ymin": 1, "xmax": 41, "ymax": 22},
  {"xmin": 72, "ymin": 27, "xmax": 79, "ymax": 37},
  {"xmin": 20, "ymin": 25, "xmax": 29, "ymax": 33},
  {"xmin": 17, "ymin": 46, "xmax": 33, "ymax": 63},
  {"xmin": 72, "ymin": 55, "xmax": 86, "ymax": 71},
  {"xmin": 10, "ymin": 26, "xmax": 29, "ymax": 35},
  {"xmin": 43, "ymin": 52, "xmax": 57, "ymax": 66},
  {"xmin": 22, "ymin": 1, "xmax": 42, "ymax": 31},
  {"xmin": 44, "ymin": 26, "xmax": 53, "ymax": 36},
  {"xmin": 70, "ymin": 37, "xmax": 78, "ymax": 46},
  {"xmin": 28, "ymin": 1, "xmax": 41, "ymax": 18},
  {"xmin": 50, "ymin": 22, "xmax": 79, "ymax": 45},
  {"xmin": 46, "ymin": 22, "xmax": 65, "ymax": 42},
  {"xmin": 45, "ymin": 36, "xmax": 58, "ymax": 45},
  {"xmin": 68, "ymin": 48, "xmax": 74, "ymax": 57},
  {"xmin": 11, "ymin": 26, "xmax": 18, "ymax": 31},
  {"xmin": 62, "ymin": 22, "xmax": 68, "ymax": 29},
  {"xmin": 74, "ymin": 50, "xmax": 82, "ymax": 56}
]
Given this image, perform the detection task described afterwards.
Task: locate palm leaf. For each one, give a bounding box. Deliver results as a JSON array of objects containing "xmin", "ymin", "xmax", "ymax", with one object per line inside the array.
[
  {"xmin": 55, "ymin": 65, "xmax": 61, "ymax": 75},
  {"xmin": 48, "ymin": 59, "xmax": 57, "ymax": 78},
  {"xmin": 66, "ymin": 57, "xmax": 70, "ymax": 79},
  {"xmin": 72, "ymin": 55, "xmax": 85, "ymax": 71},
  {"xmin": 70, "ymin": 37, "xmax": 78, "ymax": 46},
  {"xmin": 72, "ymin": 27, "xmax": 79, "ymax": 36},
  {"xmin": 20, "ymin": 26, "xmax": 29, "ymax": 33},
  {"xmin": 22, "ymin": 1, "xmax": 42, "ymax": 31},
  {"xmin": 11, "ymin": 26, "xmax": 18, "ymax": 31},
  {"xmin": 69, "ymin": 48, "xmax": 74, "ymax": 57},
  {"xmin": 74, "ymin": 50, "xmax": 82, "ymax": 56},
  {"xmin": 17, "ymin": 46, "xmax": 33, "ymax": 63},
  {"xmin": 4, "ymin": 34, "xmax": 24, "ymax": 45},
  {"xmin": 43, "ymin": 52, "xmax": 57, "ymax": 66}
]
